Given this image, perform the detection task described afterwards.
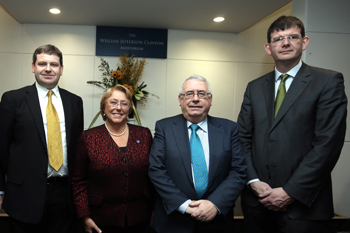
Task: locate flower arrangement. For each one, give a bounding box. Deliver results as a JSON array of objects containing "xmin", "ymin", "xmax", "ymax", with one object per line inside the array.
[{"xmin": 87, "ymin": 53, "xmax": 157, "ymax": 128}]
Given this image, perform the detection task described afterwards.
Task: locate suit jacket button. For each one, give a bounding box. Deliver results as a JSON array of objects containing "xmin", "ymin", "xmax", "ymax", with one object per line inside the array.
[
  {"xmin": 123, "ymin": 200, "xmax": 127, "ymax": 203},
  {"xmin": 265, "ymin": 165, "xmax": 269, "ymax": 169},
  {"xmin": 124, "ymin": 173, "xmax": 128, "ymax": 177},
  {"xmin": 123, "ymin": 158, "xmax": 127, "ymax": 162}
]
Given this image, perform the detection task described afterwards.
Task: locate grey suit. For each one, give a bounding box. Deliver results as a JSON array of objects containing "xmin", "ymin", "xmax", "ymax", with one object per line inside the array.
[
  {"xmin": 238, "ymin": 63, "xmax": 347, "ymax": 222},
  {"xmin": 148, "ymin": 114, "xmax": 246, "ymax": 233}
]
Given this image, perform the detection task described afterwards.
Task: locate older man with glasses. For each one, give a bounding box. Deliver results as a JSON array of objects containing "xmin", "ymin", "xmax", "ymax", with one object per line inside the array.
[{"xmin": 149, "ymin": 75, "xmax": 247, "ymax": 233}]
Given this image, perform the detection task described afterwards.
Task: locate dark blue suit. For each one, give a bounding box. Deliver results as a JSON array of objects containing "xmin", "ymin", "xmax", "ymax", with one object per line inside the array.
[{"xmin": 148, "ymin": 114, "xmax": 246, "ymax": 233}]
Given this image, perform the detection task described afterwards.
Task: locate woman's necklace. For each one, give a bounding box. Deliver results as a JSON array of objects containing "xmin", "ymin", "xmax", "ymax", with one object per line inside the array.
[{"xmin": 105, "ymin": 122, "xmax": 127, "ymax": 137}]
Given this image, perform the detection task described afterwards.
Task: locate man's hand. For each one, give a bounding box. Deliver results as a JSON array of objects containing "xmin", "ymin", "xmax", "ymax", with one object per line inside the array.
[
  {"xmin": 259, "ymin": 187, "xmax": 294, "ymax": 211},
  {"xmin": 250, "ymin": 181, "xmax": 273, "ymax": 198},
  {"xmin": 185, "ymin": 205, "xmax": 197, "ymax": 215},
  {"xmin": 188, "ymin": 200, "xmax": 218, "ymax": 222},
  {"xmin": 82, "ymin": 217, "xmax": 102, "ymax": 233}
]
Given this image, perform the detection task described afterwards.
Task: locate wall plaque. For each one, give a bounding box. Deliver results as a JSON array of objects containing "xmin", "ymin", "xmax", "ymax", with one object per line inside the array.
[{"xmin": 96, "ymin": 26, "xmax": 168, "ymax": 58}]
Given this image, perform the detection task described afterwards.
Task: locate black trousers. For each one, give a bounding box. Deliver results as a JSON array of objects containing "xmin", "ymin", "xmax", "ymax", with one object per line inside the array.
[
  {"xmin": 242, "ymin": 202, "xmax": 335, "ymax": 233},
  {"xmin": 92, "ymin": 218, "xmax": 151, "ymax": 233},
  {"xmin": 193, "ymin": 213, "xmax": 234, "ymax": 233},
  {"xmin": 10, "ymin": 180, "xmax": 75, "ymax": 233}
]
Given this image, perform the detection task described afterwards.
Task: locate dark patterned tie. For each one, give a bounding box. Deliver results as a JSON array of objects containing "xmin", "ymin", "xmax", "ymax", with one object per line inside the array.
[
  {"xmin": 190, "ymin": 124, "xmax": 208, "ymax": 199},
  {"xmin": 274, "ymin": 74, "xmax": 289, "ymax": 118}
]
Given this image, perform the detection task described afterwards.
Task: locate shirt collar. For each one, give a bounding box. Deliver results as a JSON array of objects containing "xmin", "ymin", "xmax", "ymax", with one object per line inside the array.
[
  {"xmin": 35, "ymin": 82, "xmax": 60, "ymax": 98},
  {"xmin": 275, "ymin": 60, "xmax": 302, "ymax": 82},
  {"xmin": 187, "ymin": 117, "xmax": 208, "ymax": 133}
]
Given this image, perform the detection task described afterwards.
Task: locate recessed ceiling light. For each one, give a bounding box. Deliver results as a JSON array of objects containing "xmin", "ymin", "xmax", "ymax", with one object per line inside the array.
[
  {"xmin": 49, "ymin": 8, "xmax": 61, "ymax": 14},
  {"xmin": 213, "ymin": 17, "xmax": 225, "ymax": 22}
]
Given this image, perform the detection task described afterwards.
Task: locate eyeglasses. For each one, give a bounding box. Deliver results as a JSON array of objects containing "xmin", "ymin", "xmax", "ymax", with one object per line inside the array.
[
  {"xmin": 270, "ymin": 34, "xmax": 302, "ymax": 44},
  {"xmin": 107, "ymin": 101, "xmax": 130, "ymax": 109},
  {"xmin": 180, "ymin": 91, "xmax": 212, "ymax": 99}
]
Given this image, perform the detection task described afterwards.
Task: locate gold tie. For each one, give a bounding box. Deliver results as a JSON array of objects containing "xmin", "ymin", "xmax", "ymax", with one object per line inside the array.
[
  {"xmin": 46, "ymin": 91, "xmax": 63, "ymax": 171},
  {"xmin": 274, "ymin": 74, "xmax": 289, "ymax": 118}
]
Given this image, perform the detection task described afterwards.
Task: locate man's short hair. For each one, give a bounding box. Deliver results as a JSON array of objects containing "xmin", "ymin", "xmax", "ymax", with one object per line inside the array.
[
  {"xmin": 179, "ymin": 75, "xmax": 212, "ymax": 94},
  {"xmin": 32, "ymin": 44, "xmax": 63, "ymax": 65},
  {"xmin": 267, "ymin": 16, "xmax": 305, "ymax": 43}
]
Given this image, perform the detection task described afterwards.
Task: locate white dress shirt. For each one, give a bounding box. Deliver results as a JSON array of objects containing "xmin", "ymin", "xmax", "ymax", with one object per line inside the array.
[
  {"xmin": 274, "ymin": 60, "xmax": 302, "ymax": 98},
  {"xmin": 178, "ymin": 118, "xmax": 210, "ymax": 213},
  {"xmin": 247, "ymin": 60, "xmax": 302, "ymax": 185},
  {"xmin": 0, "ymin": 84, "xmax": 69, "ymax": 195},
  {"xmin": 36, "ymin": 82, "xmax": 68, "ymax": 178}
]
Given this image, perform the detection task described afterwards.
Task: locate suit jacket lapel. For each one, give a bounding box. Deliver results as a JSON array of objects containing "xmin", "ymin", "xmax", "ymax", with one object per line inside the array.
[
  {"xmin": 262, "ymin": 72, "xmax": 275, "ymax": 126},
  {"xmin": 207, "ymin": 116, "xmax": 224, "ymax": 188},
  {"xmin": 272, "ymin": 64, "xmax": 312, "ymax": 129},
  {"xmin": 171, "ymin": 115, "xmax": 226, "ymax": 195},
  {"xmin": 60, "ymin": 88, "xmax": 72, "ymax": 146},
  {"xmin": 25, "ymin": 84, "xmax": 46, "ymax": 147},
  {"xmin": 171, "ymin": 115, "xmax": 194, "ymax": 186}
]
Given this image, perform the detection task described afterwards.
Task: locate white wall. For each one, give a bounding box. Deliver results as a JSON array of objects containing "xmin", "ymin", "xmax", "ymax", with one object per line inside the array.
[
  {"xmin": 0, "ymin": 6, "xmax": 22, "ymax": 96},
  {"xmin": 235, "ymin": 4, "xmax": 292, "ymax": 117},
  {"xmin": 293, "ymin": 0, "xmax": 350, "ymax": 217},
  {"xmin": 0, "ymin": 9, "xmax": 239, "ymax": 131}
]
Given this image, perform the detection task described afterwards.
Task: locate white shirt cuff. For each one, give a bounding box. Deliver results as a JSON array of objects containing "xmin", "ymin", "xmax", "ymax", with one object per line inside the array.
[
  {"xmin": 247, "ymin": 178, "xmax": 260, "ymax": 185},
  {"xmin": 177, "ymin": 199, "xmax": 192, "ymax": 214}
]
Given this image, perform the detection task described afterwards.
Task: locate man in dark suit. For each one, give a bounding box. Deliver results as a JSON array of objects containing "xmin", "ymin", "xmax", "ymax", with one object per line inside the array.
[
  {"xmin": 0, "ymin": 44, "xmax": 84, "ymax": 233},
  {"xmin": 148, "ymin": 75, "xmax": 247, "ymax": 233},
  {"xmin": 238, "ymin": 16, "xmax": 347, "ymax": 233}
]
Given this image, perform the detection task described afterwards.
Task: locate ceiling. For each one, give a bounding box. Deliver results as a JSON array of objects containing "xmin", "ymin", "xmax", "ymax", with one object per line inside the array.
[{"xmin": 0, "ymin": 0, "xmax": 291, "ymax": 33}]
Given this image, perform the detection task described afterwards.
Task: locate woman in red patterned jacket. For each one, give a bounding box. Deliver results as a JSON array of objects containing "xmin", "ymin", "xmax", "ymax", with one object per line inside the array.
[{"xmin": 72, "ymin": 85, "xmax": 154, "ymax": 233}]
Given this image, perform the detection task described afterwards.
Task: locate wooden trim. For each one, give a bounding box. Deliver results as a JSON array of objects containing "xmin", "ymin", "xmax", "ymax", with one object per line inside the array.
[
  {"xmin": 0, "ymin": 213, "xmax": 8, "ymax": 217},
  {"xmin": 333, "ymin": 212, "xmax": 349, "ymax": 219},
  {"xmin": 233, "ymin": 212, "xmax": 348, "ymax": 220},
  {"xmin": 0, "ymin": 212, "xmax": 347, "ymax": 219}
]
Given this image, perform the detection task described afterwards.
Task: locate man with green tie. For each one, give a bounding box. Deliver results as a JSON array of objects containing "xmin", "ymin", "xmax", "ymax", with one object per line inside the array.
[{"xmin": 238, "ymin": 15, "xmax": 347, "ymax": 233}]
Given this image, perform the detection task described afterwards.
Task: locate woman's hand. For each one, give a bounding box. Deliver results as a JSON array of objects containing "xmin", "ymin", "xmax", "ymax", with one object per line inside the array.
[{"xmin": 83, "ymin": 217, "xmax": 102, "ymax": 233}]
